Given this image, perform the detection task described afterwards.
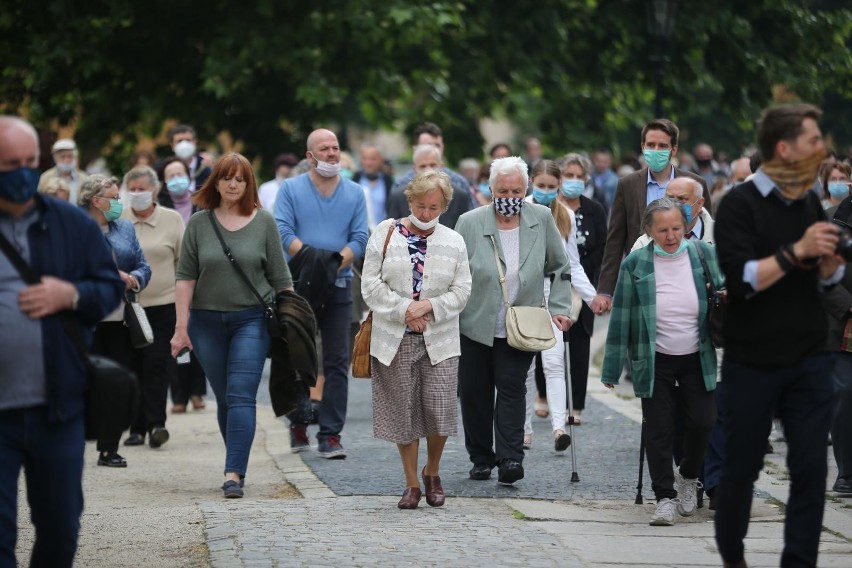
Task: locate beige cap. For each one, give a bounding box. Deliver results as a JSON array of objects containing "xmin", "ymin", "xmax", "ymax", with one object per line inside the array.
[{"xmin": 52, "ymin": 139, "xmax": 77, "ymax": 153}]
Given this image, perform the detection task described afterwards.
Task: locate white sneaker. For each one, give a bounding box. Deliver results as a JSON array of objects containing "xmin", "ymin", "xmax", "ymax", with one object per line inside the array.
[
  {"xmin": 650, "ymin": 498, "xmax": 679, "ymax": 526},
  {"xmin": 674, "ymin": 466, "xmax": 702, "ymax": 517}
]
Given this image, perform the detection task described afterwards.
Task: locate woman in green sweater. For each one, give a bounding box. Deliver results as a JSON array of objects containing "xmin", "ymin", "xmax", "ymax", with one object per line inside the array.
[{"xmin": 170, "ymin": 153, "xmax": 293, "ymax": 499}]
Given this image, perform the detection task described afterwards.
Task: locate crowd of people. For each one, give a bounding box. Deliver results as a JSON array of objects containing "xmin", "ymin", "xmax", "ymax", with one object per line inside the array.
[{"xmin": 2, "ymin": 104, "xmax": 850, "ymax": 568}]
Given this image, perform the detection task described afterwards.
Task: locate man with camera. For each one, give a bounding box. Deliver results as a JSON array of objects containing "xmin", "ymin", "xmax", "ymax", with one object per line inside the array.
[{"xmin": 713, "ymin": 104, "xmax": 846, "ymax": 568}]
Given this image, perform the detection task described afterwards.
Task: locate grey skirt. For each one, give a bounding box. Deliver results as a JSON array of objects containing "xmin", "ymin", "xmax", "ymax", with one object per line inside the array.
[{"xmin": 371, "ymin": 334, "xmax": 459, "ymax": 444}]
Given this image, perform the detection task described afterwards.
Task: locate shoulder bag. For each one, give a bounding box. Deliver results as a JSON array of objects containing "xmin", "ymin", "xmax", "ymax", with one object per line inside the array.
[
  {"xmin": 124, "ymin": 291, "xmax": 154, "ymax": 348},
  {"xmin": 490, "ymin": 235, "xmax": 556, "ymax": 352},
  {"xmin": 208, "ymin": 211, "xmax": 282, "ymax": 339},
  {"xmin": 694, "ymin": 242, "xmax": 726, "ymax": 349},
  {"xmin": 0, "ymin": 232, "xmax": 139, "ymax": 441},
  {"xmin": 351, "ymin": 221, "xmax": 395, "ymax": 378}
]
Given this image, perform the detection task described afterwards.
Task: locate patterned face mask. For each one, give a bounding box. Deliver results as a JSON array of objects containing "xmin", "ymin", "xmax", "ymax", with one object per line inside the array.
[{"xmin": 493, "ymin": 197, "xmax": 524, "ymax": 217}]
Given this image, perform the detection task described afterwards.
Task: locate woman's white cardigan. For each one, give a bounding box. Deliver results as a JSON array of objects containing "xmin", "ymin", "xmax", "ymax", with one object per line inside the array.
[{"xmin": 361, "ymin": 218, "xmax": 472, "ymax": 366}]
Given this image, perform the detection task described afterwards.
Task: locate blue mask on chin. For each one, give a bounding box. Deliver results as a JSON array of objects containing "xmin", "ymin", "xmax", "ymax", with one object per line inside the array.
[{"xmin": 0, "ymin": 167, "xmax": 40, "ymax": 203}]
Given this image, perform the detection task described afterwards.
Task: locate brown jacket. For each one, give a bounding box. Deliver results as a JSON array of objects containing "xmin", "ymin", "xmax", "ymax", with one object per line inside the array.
[{"xmin": 597, "ymin": 167, "xmax": 709, "ymax": 295}]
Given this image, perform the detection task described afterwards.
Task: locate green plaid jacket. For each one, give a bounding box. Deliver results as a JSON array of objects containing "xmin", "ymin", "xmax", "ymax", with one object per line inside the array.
[{"xmin": 600, "ymin": 240, "xmax": 725, "ymax": 398}]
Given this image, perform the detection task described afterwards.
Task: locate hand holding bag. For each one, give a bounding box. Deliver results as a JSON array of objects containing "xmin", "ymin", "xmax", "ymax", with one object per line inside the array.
[
  {"xmin": 694, "ymin": 242, "xmax": 726, "ymax": 349},
  {"xmin": 124, "ymin": 291, "xmax": 154, "ymax": 348},
  {"xmin": 208, "ymin": 211, "xmax": 282, "ymax": 339},
  {"xmin": 490, "ymin": 235, "xmax": 556, "ymax": 352},
  {"xmin": 351, "ymin": 222, "xmax": 395, "ymax": 378}
]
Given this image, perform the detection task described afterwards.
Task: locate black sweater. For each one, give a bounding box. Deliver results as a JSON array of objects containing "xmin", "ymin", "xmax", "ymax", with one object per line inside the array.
[{"xmin": 714, "ymin": 181, "xmax": 827, "ymax": 367}]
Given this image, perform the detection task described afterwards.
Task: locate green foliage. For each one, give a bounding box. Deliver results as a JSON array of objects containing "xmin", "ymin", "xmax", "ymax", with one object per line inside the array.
[{"xmin": 1, "ymin": 0, "xmax": 849, "ymax": 175}]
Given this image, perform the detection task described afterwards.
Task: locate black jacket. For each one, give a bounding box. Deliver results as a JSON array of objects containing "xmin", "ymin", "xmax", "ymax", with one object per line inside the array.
[
  {"xmin": 269, "ymin": 290, "xmax": 318, "ymax": 417},
  {"xmin": 288, "ymin": 246, "xmax": 342, "ymax": 312}
]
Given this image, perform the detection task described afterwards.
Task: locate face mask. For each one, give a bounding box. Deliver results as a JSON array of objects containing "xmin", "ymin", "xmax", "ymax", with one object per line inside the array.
[
  {"xmin": 532, "ymin": 187, "xmax": 557, "ymax": 206},
  {"xmin": 682, "ymin": 199, "xmax": 699, "ymax": 226},
  {"xmin": 494, "ymin": 197, "xmax": 524, "ymax": 217},
  {"xmin": 309, "ymin": 152, "xmax": 341, "ymax": 178},
  {"xmin": 653, "ymin": 239, "xmax": 689, "ymax": 257},
  {"xmin": 478, "ymin": 182, "xmax": 491, "ymax": 198},
  {"xmin": 643, "ymin": 149, "xmax": 672, "ymax": 173},
  {"xmin": 101, "ymin": 197, "xmax": 123, "ymax": 222},
  {"xmin": 0, "ymin": 167, "xmax": 40, "ymax": 203},
  {"xmin": 695, "ymin": 158, "xmax": 712, "ymax": 168},
  {"xmin": 365, "ymin": 172, "xmax": 379, "ymax": 181},
  {"xmin": 167, "ymin": 176, "xmax": 190, "ymax": 195},
  {"xmin": 828, "ymin": 182, "xmax": 850, "ymax": 199},
  {"xmin": 408, "ymin": 214, "xmax": 440, "ymax": 231},
  {"xmin": 340, "ymin": 168, "xmax": 353, "ymax": 180},
  {"xmin": 56, "ymin": 161, "xmax": 75, "ymax": 174},
  {"xmin": 174, "ymin": 140, "xmax": 196, "ymax": 161},
  {"xmin": 561, "ymin": 179, "xmax": 584, "ymax": 198},
  {"xmin": 128, "ymin": 191, "xmax": 153, "ymax": 211}
]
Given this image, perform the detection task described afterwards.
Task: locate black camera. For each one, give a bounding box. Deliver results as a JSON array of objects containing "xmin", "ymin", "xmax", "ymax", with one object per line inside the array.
[{"xmin": 833, "ymin": 220, "xmax": 852, "ymax": 261}]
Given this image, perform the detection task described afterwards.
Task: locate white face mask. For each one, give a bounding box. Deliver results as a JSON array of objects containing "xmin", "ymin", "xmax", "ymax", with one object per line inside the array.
[
  {"xmin": 56, "ymin": 162, "xmax": 75, "ymax": 174},
  {"xmin": 128, "ymin": 191, "xmax": 153, "ymax": 211},
  {"xmin": 408, "ymin": 214, "xmax": 440, "ymax": 231},
  {"xmin": 309, "ymin": 152, "xmax": 341, "ymax": 178},
  {"xmin": 174, "ymin": 140, "xmax": 196, "ymax": 161}
]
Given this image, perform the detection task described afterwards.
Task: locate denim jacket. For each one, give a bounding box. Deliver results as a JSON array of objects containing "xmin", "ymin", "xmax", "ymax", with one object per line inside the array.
[{"xmin": 104, "ymin": 218, "xmax": 151, "ymax": 293}]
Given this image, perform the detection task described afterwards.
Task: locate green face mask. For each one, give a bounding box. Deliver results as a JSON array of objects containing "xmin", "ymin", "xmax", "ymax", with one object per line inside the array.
[
  {"xmin": 102, "ymin": 197, "xmax": 123, "ymax": 222},
  {"xmin": 653, "ymin": 239, "xmax": 688, "ymax": 257},
  {"xmin": 643, "ymin": 149, "xmax": 672, "ymax": 173}
]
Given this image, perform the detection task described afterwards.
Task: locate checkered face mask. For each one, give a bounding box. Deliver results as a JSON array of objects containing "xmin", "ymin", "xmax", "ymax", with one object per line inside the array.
[{"xmin": 494, "ymin": 197, "xmax": 524, "ymax": 217}]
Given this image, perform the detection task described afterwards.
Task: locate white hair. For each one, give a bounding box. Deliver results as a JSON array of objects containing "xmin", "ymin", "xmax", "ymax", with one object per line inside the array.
[
  {"xmin": 489, "ymin": 156, "xmax": 528, "ymax": 188},
  {"xmin": 413, "ymin": 144, "xmax": 442, "ymax": 163}
]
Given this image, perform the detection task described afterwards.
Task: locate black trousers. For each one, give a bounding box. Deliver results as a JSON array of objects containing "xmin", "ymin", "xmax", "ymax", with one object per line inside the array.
[
  {"xmin": 714, "ymin": 353, "xmax": 834, "ymax": 567},
  {"xmin": 129, "ymin": 304, "xmax": 176, "ymax": 435},
  {"xmin": 641, "ymin": 352, "xmax": 715, "ymax": 501},
  {"xmin": 831, "ymin": 352, "xmax": 852, "ymax": 482},
  {"xmin": 170, "ymin": 352, "xmax": 207, "ymax": 405},
  {"xmin": 459, "ymin": 335, "xmax": 535, "ymax": 466},
  {"xmin": 568, "ymin": 321, "xmax": 591, "ymax": 411},
  {"xmin": 92, "ymin": 321, "xmax": 135, "ymax": 453}
]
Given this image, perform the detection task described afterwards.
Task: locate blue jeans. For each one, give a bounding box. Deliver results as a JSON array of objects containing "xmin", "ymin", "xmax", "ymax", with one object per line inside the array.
[
  {"xmin": 0, "ymin": 406, "xmax": 85, "ymax": 568},
  {"xmin": 714, "ymin": 353, "xmax": 834, "ymax": 567},
  {"xmin": 189, "ymin": 306, "xmax": 270, "ymax": 477},
  {"xmin": 291, "ymin": 283, "xmax": 352, "ymax": 442}
]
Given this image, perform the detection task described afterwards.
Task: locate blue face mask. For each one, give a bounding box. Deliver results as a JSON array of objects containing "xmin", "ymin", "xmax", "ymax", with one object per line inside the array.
[
  {"xmin": 0, "ymin": 167, "xmax": 40, "ymax": 203},
  {"xmin": 828, "ymin": 182, "xmax": 850, "ymax": 199},
  {"xmin": 682, "ymin": 199, "xmax": 699, "ymax": 226},
  {"xmin": 167, "ymin": 176, "xmax": 190, "ymax": 195},
  {"xmin": 643, "ymin": 149, "xmax": 672, "ymax": 173},
  {"xmin": 532, "ymin": 187, "xmax": 557, "ymax": 206},
  {"xmin": 478, "ymin": 182, "xmax": 491, "ymax": 198},
  {"xmin": 654, "ymin": 239, "xmax": 689, "ymax": 257},
  {"xmin": 561, "ymin": 179, "xmax": 584, "ymax": 198}
]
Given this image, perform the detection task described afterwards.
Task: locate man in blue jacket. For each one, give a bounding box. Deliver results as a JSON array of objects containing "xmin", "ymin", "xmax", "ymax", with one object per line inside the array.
[{"xmin": 0, "ymin": 116, "xmax": 124, "ymax": 567}]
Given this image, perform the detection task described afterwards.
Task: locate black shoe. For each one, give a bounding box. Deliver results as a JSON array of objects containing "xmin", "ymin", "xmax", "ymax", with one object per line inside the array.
[
  {"xmin": 833, "ymin": 477, "xmax": 852, "ymax": 495},
  {"xmin": 469, "ymin": 463, "xmax": 492, "ymax": 480},
  {"xmin": 707, "ymin": 489, "xmax": 716, "ymax": 511},
  {"xmin": 98, "ymin": 452, "xmax": 127, "ymax": 467},
  {"xmin": 123, "ymin": 433, "xmax": 145, "ymax": 446},
  {"xmin": 149, "ymin": 426, "xmax": 170, "ymax": 449},
  {"xmin": 497, "ymin": 459, "xmax": 524, "ymax": 485}
]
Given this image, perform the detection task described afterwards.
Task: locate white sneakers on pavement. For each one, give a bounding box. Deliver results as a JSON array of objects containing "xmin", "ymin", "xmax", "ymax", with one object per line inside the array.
[
  {"xmin": 674, "ymin": 466, "xmax": 703, "ymax": 516},
  {"xmin": 649, "ymin": 498, "xmax": 680, "ymax": 526}
]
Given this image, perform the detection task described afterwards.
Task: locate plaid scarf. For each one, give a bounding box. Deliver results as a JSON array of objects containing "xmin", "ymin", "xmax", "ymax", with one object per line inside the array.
[{"xmin": 761, "ymin": 147, "xmax": 827, "ymax": 201}]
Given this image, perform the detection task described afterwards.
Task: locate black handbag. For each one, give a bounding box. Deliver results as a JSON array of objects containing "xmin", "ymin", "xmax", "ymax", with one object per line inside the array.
[
  {"xmin": 694, "ymin": 242, "xmax": 727, "ymax": 349},
  {"xmin": 207, "ymin": 211, "xmax": 282, "ymax": 338},
  {"xmin": 0, "ymin": 232, "xmax": 139, "ymax": 441},
  {"xmin": 124, "ymin": 291, "xmax": 154, "ymax": 348}
]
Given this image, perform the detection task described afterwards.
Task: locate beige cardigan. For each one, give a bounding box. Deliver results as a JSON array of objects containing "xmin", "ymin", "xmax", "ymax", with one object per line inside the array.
[{"xmin": 361, "ymin": 219, "xmax": 472, "ymax": 366}]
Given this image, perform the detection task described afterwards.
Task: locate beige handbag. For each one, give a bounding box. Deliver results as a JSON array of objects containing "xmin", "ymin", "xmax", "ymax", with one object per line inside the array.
[{"xmin": 490, "ymin": 236, "xmax": 556, "ymax": 352}]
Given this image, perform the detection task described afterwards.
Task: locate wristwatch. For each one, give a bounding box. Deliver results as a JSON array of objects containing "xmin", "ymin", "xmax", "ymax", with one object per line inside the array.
[{"xmin": 70, "ymin": 288, "xmax": 80, "ymax": 310}]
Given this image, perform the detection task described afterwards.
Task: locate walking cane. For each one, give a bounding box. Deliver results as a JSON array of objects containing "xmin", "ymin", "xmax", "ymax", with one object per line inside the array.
[
  {"xmin": 635, "ymin": 420, "xmax": 645, "ymax": 504},
  {"xmin": 562, "ymin": 332, "xmax": 580, "ymax": 482}
]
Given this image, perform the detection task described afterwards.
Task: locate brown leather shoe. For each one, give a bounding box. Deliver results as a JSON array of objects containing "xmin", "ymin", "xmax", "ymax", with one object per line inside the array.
[
  {"xmin": 422, "ymin": 467, "xmax": 445, "ymax": 507},
  {"xmin": 397, "ymin": 487, "xmax": 422, "ymax": 509},
  {"xmin": 171, "ymin": 404, "xmax": 187, "ymax": 414},
  {"xmin": 190, "ymin": 395, "xmax": 206, "ymax": 410}
]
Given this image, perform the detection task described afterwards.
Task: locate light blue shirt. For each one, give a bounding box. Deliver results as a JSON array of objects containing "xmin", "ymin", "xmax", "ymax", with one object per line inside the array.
[
  {"xmin": 646, "ymin": 166, "xmax": 676, "ymax": 204},
  {"xmin": 359, "ymin": 177, "xmax": 388, "ymax": 226},
  {"xmin": 274, "ymin": 173, "xmax": 369, "ymax": 281}
]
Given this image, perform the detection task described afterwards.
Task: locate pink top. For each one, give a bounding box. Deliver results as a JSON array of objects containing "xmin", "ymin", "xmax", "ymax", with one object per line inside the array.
[{"xmin": 654, "ymin": 250, "xmax": 699, "ymax": 355}]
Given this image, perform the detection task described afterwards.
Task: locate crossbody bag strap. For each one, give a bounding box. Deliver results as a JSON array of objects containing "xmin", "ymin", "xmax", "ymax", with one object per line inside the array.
[
  {"xmin": 207, "ymin": 211, "xmax": 271, "ymax": 312},
  {"xmin": 0, "ymin": 231, "xmax": 89, "ymax": 358},
  {"xmin": 489, "ymin": 235, "xmax": 511, "ymax": 307}
]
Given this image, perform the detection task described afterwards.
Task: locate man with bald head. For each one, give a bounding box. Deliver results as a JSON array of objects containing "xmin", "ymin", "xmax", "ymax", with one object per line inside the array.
[
  {"xmin": 274, "ymin": 128, "xmax": 368, "ymax": 459},
  {"xmin": 0, "ymin": 116, "xmax": 123, "ymax": 566},
  {"xmin": 631, "ymin": 177, "xmax": 714, "ymax": 251},
  {"xmin": 352, "ymin": 144, "xmax": 393, "ymax": 228}
]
